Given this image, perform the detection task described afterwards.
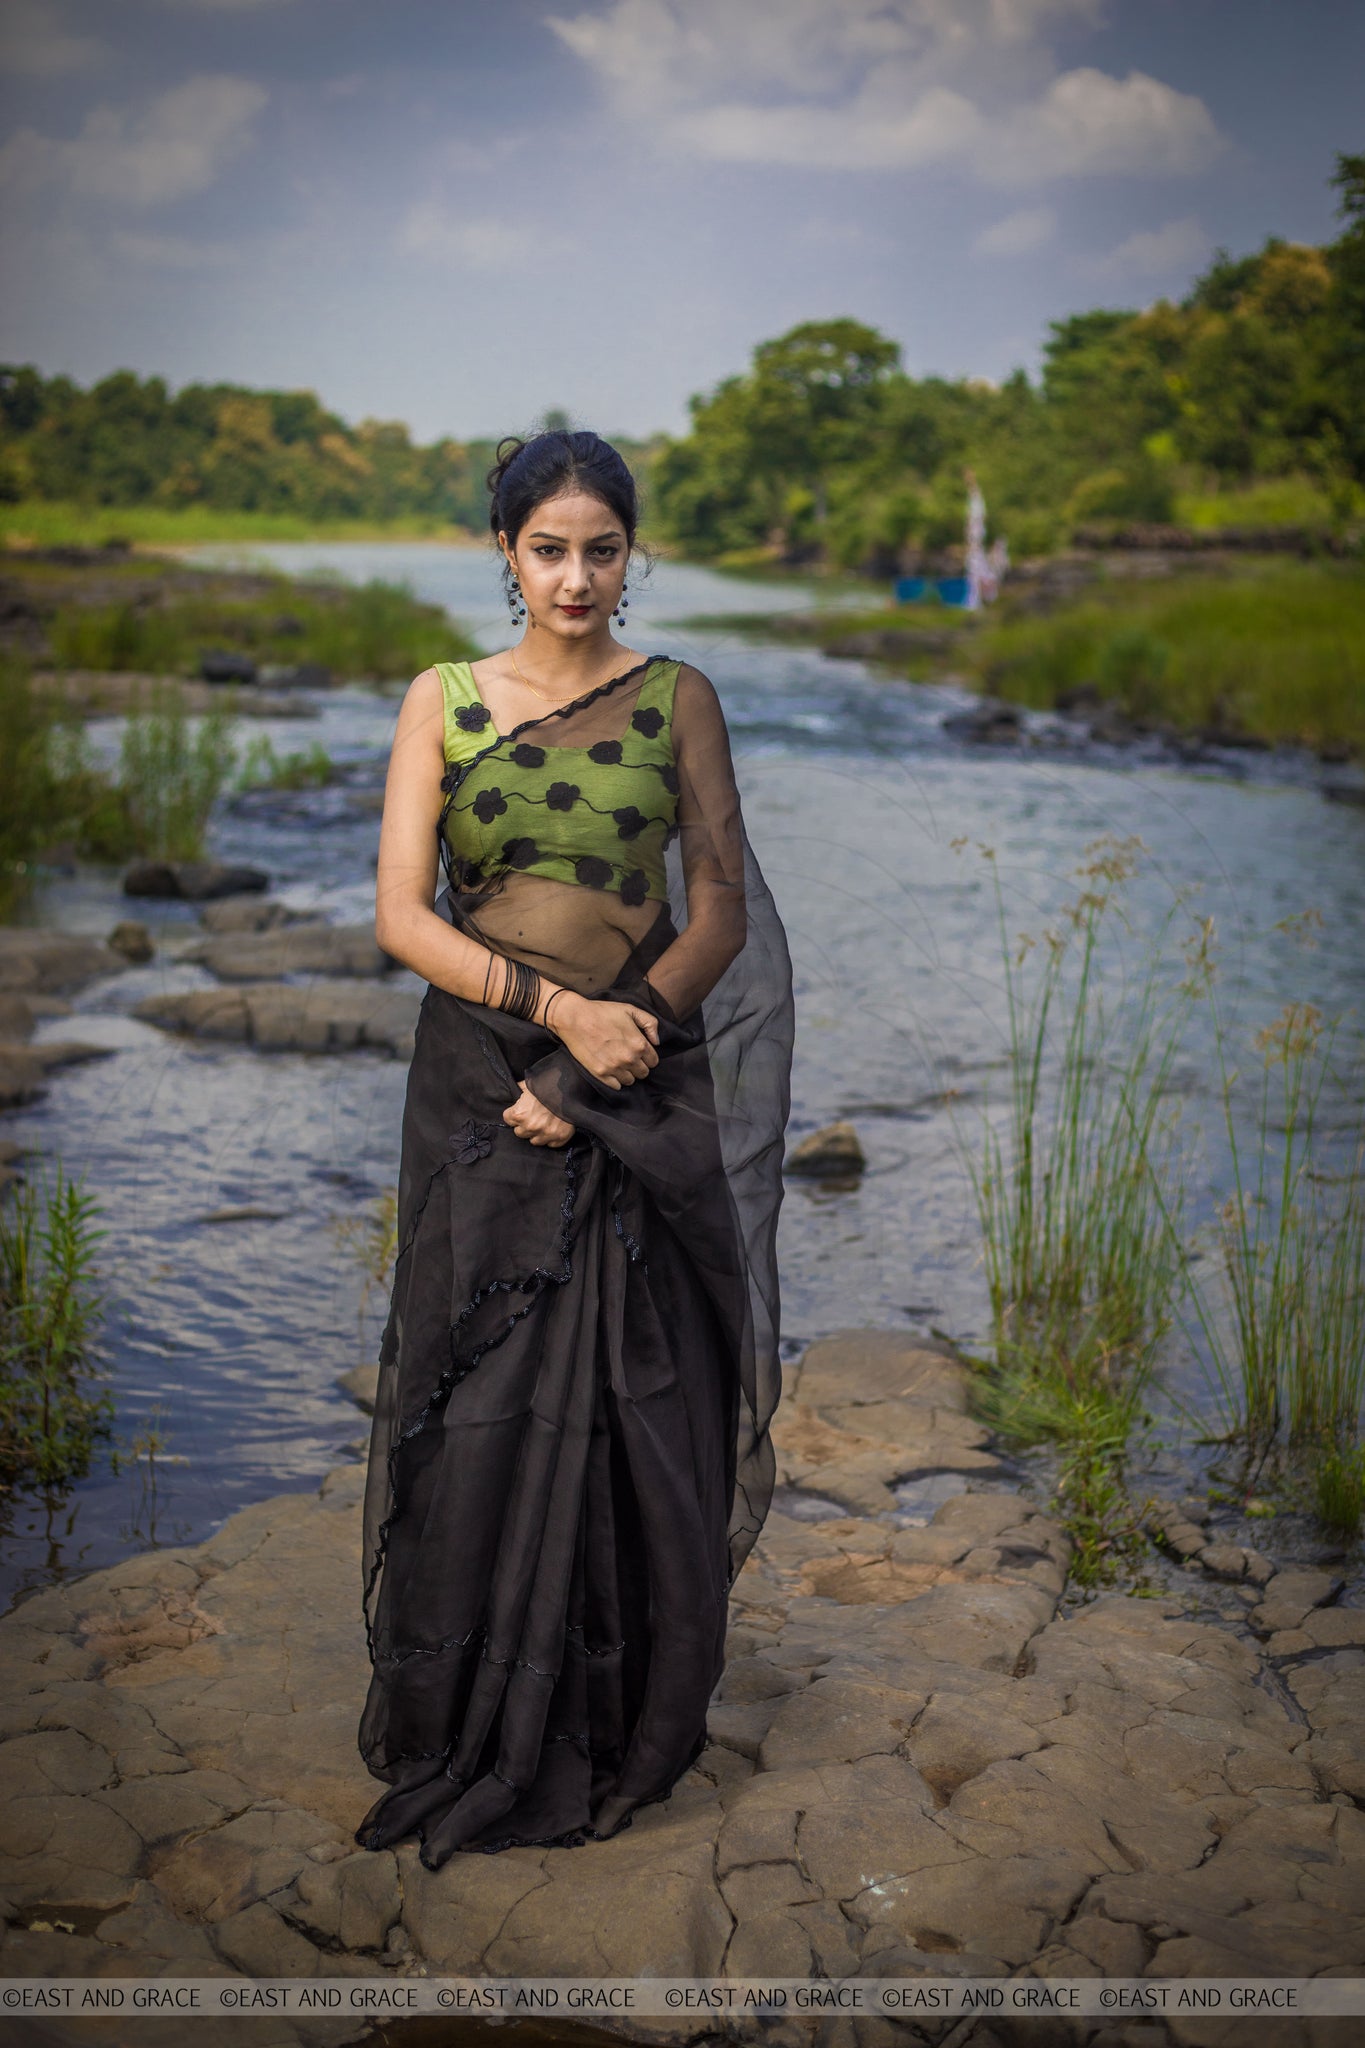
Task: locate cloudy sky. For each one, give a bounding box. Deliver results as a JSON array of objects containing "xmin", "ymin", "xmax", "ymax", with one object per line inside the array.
[{"xmin": 0, "ymin": 0, "xmax": 1359, "ymax": 441}]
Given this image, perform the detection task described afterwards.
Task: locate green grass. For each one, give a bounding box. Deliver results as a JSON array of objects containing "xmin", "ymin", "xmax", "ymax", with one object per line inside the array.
[
  {"xmin": 1315, "ymin": 1444, "xmax": 1365, "ymax": 1539},
  {"xmin": 950, "ymin": 835, "xmax": 1193, "ymax": 1582},
  {"xmin": 1175, "ymin": 474, "xmax": 1362, "ymax": 533},
  {"xmin": 0, "ymin": 1164, "xmax": 111, "ymax": 1489},
  {"xmin": 235, "ymin": 735, "xmax": 340, "ymax": 792},
  {"xmin": 0, "ymin": 500, "xmax": 469, "ymax": 548},
  {"xmin": 1173, "ymin": 921, "xmax": 1365, "ymax": 1457},
  {"xmin": 45, "ymin": 575, "xmax": 472, "ymax": 683},
  {"xmin": 975, "ymin": 559, "xmax": 1365, "ymax": 755}
]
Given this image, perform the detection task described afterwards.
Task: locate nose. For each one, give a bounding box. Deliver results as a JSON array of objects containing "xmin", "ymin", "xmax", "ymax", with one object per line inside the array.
[{"xmin": 559, "ymin": 552, "xmax": 592, "ymax": 597}]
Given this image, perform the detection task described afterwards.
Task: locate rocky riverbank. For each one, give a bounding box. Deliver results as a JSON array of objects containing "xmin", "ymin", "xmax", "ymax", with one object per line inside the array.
[{"xmin": 1, "ymin": 1327, "xmax": 1362, "ymax": 2047}]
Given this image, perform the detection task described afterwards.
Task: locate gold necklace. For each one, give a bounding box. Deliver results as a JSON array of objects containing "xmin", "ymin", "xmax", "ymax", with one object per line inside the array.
[
  {"xmin": 506, "ymin": 645, "xmax": 560, "ymax": 700},
  {"xmin": 508, "ymin": 643, "xmax": 623, "ymax": 704}
]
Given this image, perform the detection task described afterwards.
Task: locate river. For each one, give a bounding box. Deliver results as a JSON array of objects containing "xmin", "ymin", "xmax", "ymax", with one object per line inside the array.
[{"xmin": 3, "ymin": 543, "xmax": 1362, "ymax": 1609}]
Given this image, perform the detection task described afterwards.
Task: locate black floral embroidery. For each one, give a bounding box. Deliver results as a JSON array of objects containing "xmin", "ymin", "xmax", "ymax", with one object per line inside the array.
[
  {"xmin": 502, "ymin": 837, "xmax": 541, "ymax": 869},
  {"xmin": 613, "ymin": 806, "xmax": 647, "ymax": 841},
  {"xmin": 455, "ymin": 704, "xmax": 492, "ymax": 732},
  {"xmin": 575, "ymin": 855, "xmax": 611, "ymax": 889},
  {"xmin": 546, "ymin": 781, "xmax": 581, "ymax": 812},
  {"xmin": 659, "ymin": 764, "xmax": 680, "ymax": 796},
  {"xmin": 631, "ymin": 706, "xmax": 665, "ymax": 739},
  {"xmin": 587, "ymin": 739, "xmax": 623, "ymax": 765},
  {"xmin": 511, "ymin": 743, "xmax": 545, "ymax": 768},
  {"xmin": 472, "ymin": 786, "xmax": 508, "ymax": 824},
  {"xmin": 619, "ymin": 869, "xmax": 649, "ymax": 907},
  {"xmin": 450, "ymin": 1118, "xmax": 494, "ymax": 1165},
  {"xmin": 440, "ymin": 765, "xmax": 461, "ymax": 793}
]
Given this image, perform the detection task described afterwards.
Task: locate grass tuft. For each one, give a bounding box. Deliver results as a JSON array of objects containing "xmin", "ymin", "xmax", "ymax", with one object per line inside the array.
[{"xmin": 0, "ymin": 1165, "xmax": 111, "ymax": 1489}]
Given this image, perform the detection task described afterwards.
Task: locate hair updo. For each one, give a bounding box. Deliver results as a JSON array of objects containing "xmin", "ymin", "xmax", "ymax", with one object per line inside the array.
[{"xmin": 487, "ymin": 430, "xmax": 638, "ymax": 600}]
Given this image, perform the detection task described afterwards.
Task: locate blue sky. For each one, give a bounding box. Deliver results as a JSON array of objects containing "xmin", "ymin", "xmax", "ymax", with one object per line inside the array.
[{"xmin": 0, "ymin": 0, "xmax": 1359, "ymax": 441}]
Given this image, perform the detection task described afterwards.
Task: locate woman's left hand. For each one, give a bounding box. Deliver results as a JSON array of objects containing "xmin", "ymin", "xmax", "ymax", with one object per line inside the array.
[{"xmin": 503, "ymin": 1081, "xmax": 576, "ymax": 1148}]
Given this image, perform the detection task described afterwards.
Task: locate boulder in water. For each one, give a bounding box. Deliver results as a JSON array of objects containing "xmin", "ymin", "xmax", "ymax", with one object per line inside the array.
[
  {"xmin": 123, "ymin": 860, "xmax": 270, "ymax": 900},
  {"xmin": 785, "ymin": 1121, "xmax": 866, "ymax": 1177}
]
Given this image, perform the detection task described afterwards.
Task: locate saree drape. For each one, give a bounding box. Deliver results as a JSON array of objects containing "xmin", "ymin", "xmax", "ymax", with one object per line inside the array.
[{"xmin": 356, "ymin": 657, "xmax": 792, "ymax": 1864}]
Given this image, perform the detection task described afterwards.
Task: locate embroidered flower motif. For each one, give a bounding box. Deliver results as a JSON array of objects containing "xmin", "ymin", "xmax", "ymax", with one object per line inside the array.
[
  {"xmin": 440, "ymin": 765, "xmax": 462, "ymax": 793},
  {"xmin": 619, "ymin": 869, "xmax": 649, "ymax": 907},
  {"xmin": 631, "ymin": 706, "xmax": 665, "ymax": 739},
  {"xmin": 511, "ymin": 743, "xmax": 545, "ymax": 768},
  {"xmin": 587, "ymin": 739, "xmax": 623, "ymax": 765},
  {"xmin": 546, "ymin": 780, "xmax": 581, "ymax": 812},
  {"xmin": 472, "ymin": 786, "xmax": 508, "ymax": 824},
  {"xmin": 659, "ymin": 764, "xmax": 680, "ymax": 796},
  {"xmin": 455, "ymin": 703, "xmax": 492, "ymax": 732},
  {"xmin": 502, "ymin": 837, "xmax": 541, "ymax": 869},
  {"xmin": 575, "ymin": 855, "xmax": 611, "ymax": 889},
  {"xmin": 450, "ymin": 1117, "xmax": 494, "ymax": 1165},
  {"xmin": 613, "ymin": 806, "xmax": 647, "ymax": 841}
]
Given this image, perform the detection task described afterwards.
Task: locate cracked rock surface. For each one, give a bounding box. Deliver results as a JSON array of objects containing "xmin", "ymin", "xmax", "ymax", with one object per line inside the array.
[{"xmin": 1, "ymin": 1329, "xmax": 1362, "ymax": 2047}]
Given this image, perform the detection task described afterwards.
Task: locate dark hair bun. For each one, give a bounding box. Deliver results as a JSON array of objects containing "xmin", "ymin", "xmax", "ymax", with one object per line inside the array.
[{"xmin": 488, "ymin": 431, "xmax": 638, "ymax": 554}]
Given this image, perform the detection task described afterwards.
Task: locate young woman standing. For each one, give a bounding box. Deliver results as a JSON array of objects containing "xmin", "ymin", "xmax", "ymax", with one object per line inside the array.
[{"xmin": 354, "ymin": 431, "xmax": 793, "ymax": 1866}]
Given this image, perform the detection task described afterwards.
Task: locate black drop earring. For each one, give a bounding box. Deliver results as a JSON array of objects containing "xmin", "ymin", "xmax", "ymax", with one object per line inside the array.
[
  {"xmin": 508, "ymin": 572, "xmax": 526, "ymax": 625},
  {"xmin": 612, "ymin": 580, "xmax": 628, "ymax": 628}
]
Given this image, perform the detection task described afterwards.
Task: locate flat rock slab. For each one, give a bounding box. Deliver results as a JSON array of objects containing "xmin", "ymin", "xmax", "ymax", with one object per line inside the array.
[
  {"xmin": 1, "ymin": 1332, "xmax": 1362, "ymax": 2043},
  {"xmin": 0, "ymin": 928, "xmax": 123, "ymax": 994},
  {"xmin": 134, "ymin": 981, "xmax": 421, "ymax": 1059},
  {"xmin": 200, "ymin": 899, "xmax": 327, "ymax": 935},
  {"xmin": 184, "ymin": 926, "xmax": 395, "ymax": 982}
]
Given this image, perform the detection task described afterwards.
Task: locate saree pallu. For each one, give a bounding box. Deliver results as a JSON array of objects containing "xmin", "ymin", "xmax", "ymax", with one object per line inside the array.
[{"xmin": 356, "ymin": 660, "xmax": 792, "ymax": 1865}]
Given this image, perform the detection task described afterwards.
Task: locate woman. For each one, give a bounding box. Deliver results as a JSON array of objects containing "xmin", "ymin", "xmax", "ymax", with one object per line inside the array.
[{"xmin": 354, "ymin": 430, "xmax": 793, "ymax": 1867}]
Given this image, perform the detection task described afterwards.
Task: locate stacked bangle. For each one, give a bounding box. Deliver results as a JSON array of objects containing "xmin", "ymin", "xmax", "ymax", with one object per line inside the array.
[{"xmin": 499, "ymin": 956, "xmax": 542, "ymax": 1022}]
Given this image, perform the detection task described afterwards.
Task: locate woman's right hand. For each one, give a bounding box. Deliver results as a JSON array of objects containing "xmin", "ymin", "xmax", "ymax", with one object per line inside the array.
[{"xmin": 550, "ymin": 992, "xmax": 659, "ymax": 1089}]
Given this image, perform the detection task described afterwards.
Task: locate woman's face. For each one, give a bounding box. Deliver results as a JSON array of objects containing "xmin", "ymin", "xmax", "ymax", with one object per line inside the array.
[{"xmin": 501, "ymin": 488, "xmax": 628, "ymax": 640}]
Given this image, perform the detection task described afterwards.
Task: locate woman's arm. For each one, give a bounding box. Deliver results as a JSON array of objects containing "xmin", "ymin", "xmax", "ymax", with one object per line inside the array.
[{"xmin": 375, "ymin": 668, "xmax": 659, "ymax": 1093}]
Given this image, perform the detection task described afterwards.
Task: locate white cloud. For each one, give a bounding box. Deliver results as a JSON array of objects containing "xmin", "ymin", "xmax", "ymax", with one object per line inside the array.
[
  {"xmin": 401, "ymin": 202, "xmax": 533, "ymax": 271},
  {"xmin": 548, "ymin": 0, "xmax": 1223, "ymax": 186},
  {"xmin": 0, "ymin": 0, "xmax": 103, "ymax": 77},
  {"xmin": 1093, "ymin": 214, "xmax": 1210, "ymax": 277},
  {"xmin": 0, "ymin": 74, "xmax": 267, "ymax": 208},
  {"xmin": 991, "ymin": 67, "xmax": 1221, "ymax": 182},
  {"xmin": 973, "ymin": 204, "xmax": 1056, "ymax": 255},
  {"xmin": 672, "ymin": 83, "xmax": 982, "ymax": 171}
]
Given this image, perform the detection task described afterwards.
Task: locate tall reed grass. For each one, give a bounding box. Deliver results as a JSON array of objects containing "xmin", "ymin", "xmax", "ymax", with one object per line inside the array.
[
  {"xmin": 1175, "ymin": 916, "xmax": 1365, "ymax": 1458},
  {"xmin": 951, "ymin": 836, "xmax": 1194, "ymax": 1578},
  {"xmin": 0, "ymin": 1165, "xmax": 110, "ymax": 1487}
]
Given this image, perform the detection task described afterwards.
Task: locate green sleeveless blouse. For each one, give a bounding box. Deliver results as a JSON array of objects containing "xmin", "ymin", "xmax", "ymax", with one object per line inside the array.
[{"xmin": 435, "ymin": 657, "xmax": 682, "ymax": 904}]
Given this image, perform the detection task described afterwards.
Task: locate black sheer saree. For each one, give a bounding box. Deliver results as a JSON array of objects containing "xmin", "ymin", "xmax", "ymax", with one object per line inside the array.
[{"xmin": 356, "ymin": 659, "xmax": 793, "ymax": 1864}]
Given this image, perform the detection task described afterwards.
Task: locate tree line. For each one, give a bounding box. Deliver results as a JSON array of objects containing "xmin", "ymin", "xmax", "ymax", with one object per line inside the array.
[
  {"xmin": 1, "ymin": 155, "xmax": 1359, "ymax": 561},
  {"xmin": 650, "ymin": 153, "xmax": 1365, "ymax": 570}
]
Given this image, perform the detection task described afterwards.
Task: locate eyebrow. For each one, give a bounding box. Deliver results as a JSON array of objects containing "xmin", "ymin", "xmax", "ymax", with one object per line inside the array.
[{"xmin": 527, "ymin": 528, "xmax": 623, "ymax": 543}]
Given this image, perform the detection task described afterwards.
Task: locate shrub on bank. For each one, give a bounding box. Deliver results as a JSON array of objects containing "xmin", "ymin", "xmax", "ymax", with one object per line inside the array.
[{"xmin": 976, "ymin": 559, "xmax": 1365, "ymax": 755}]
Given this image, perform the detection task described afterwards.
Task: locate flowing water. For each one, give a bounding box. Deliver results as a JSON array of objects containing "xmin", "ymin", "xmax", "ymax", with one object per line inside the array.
[{"xmin": 4, "ymin": 543, "xmax": 1362, "ymax": 1609}]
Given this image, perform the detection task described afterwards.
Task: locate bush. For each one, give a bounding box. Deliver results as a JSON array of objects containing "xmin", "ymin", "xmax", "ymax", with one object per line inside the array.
[{"xmin": 1097, "ymin": 627, "xmax": 1172, "ymax": 718}]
